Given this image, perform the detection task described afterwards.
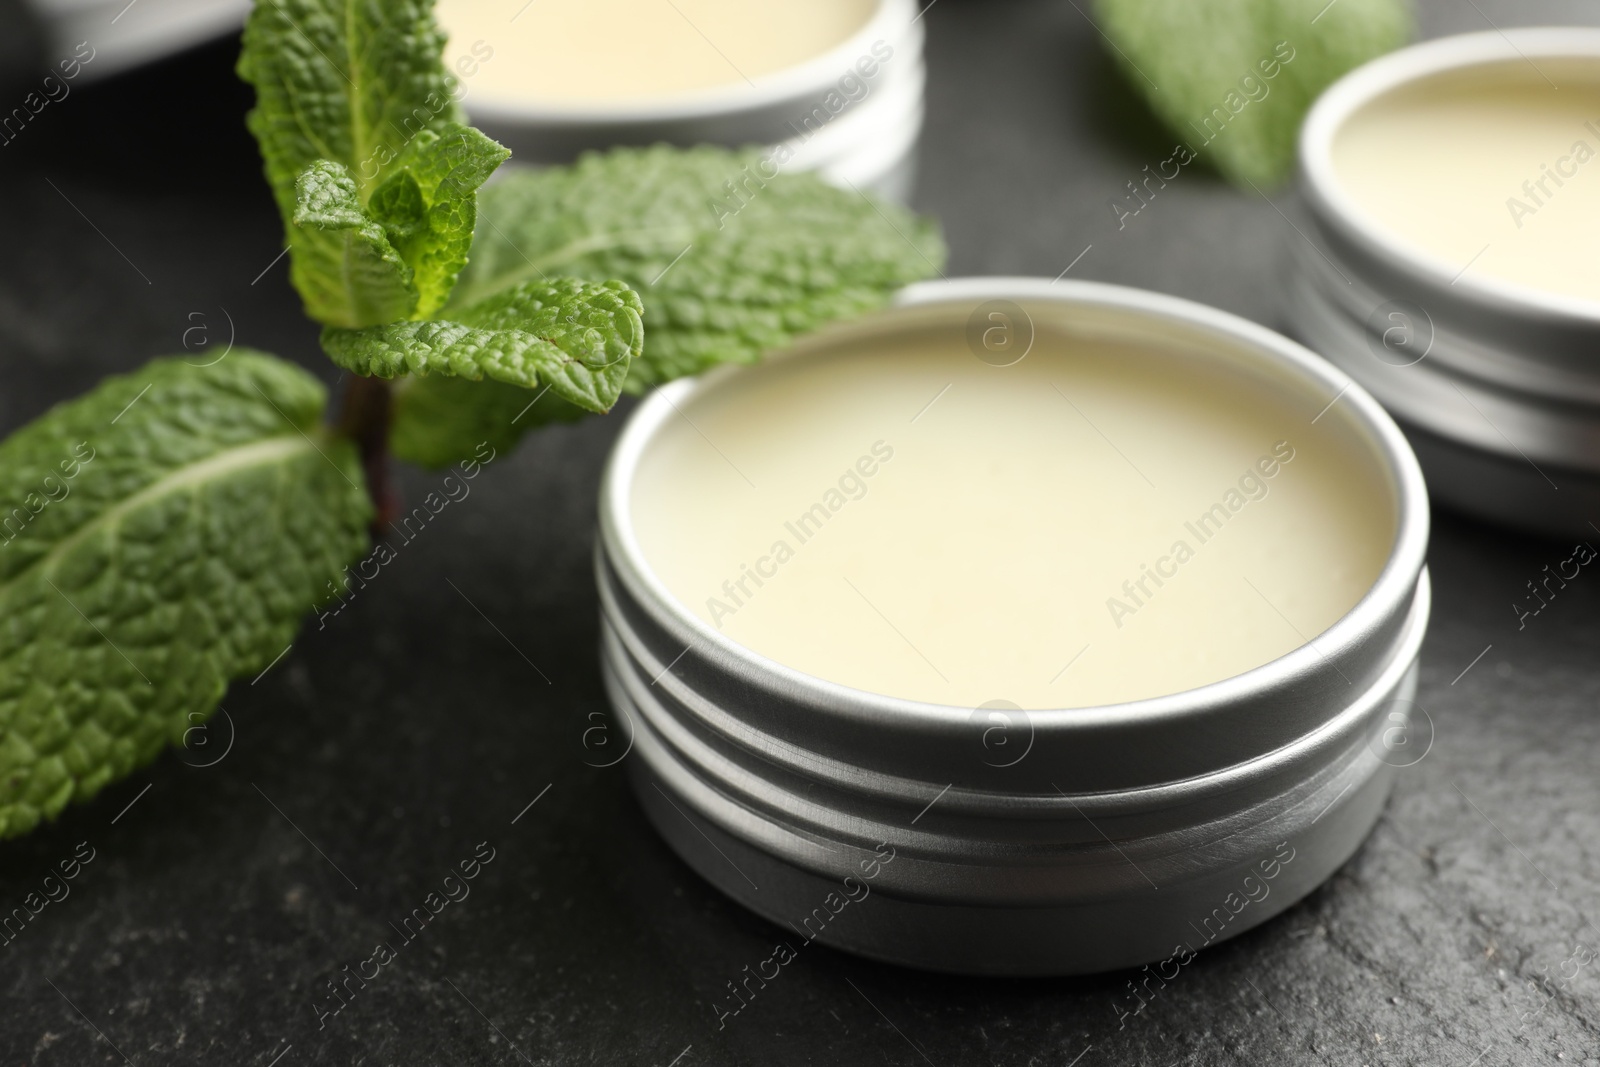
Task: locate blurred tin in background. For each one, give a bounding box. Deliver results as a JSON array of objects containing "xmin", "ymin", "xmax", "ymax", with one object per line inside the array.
[
  {"xmin": 438, "ymin": 0, "xmax": 926, "ymax": 201},
  {"xmin": 1293, "ymin": 29, "xmax": 1600, "ymax": 538}
]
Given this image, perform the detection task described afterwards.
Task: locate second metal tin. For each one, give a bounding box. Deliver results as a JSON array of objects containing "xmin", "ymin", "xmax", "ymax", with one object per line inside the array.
[
  {"xmin": 1293, "ymin": 29, "xmax": 1600, "ymax": 537},
  {"xmin": 461, "ymin": 0, "xmax": 925, "ymax": 201}
]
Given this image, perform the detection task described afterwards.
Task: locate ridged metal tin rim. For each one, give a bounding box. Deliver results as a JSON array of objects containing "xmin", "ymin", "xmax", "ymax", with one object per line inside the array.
[
  {"xmin": 463, "ymin": 0, "xmax": 917, "ymax": 127},
  {"xmin": 1300, "ymin": 28, "xmax": 1600, "ymax": 329},
  {"xmin": 597, "ymin": 278, "xmax": 1430, "ymax": 783},
  {"xmin": 599, "ymin": 570, "xmax": 1430, "ymax": 822},
  {"xmin": 1288, "ymin": 238, "xmax": 1600, "ymax": 466},
  {"xmin": 1286, "ymin": 232, "xmax": 1600, "ymax": 534},
  {"xmin": 1287, "ymin": 221, "xmax": 1600, "ymax": 408}
]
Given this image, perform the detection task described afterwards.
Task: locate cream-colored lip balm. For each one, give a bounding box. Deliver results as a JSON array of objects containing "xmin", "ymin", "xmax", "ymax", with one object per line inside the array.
[
  {"xmin": 630, "ymin": 324, "xmax": 1395, "ymax": 710},
  {"xmin": 437, "ymin": 0, "xmax": 878, "ymax": 104},
  {"xmin": 1332, "ymin": 60, "xmax": 1600, "ymax": 304}
]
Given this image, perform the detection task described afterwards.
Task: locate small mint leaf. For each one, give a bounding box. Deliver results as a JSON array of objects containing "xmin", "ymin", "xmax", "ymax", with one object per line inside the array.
[
  {"xmin": 0, "ymin": 353, "xmax": 371, "ymax": 840},
  {"xmin": 368, "ymin": 123, "xmax": 511, "ymax": 318},
  {"xmin": 238, "ymin": 0, "xmax": 462, "ymax": 216},
  {"xmin": 238, "ymin": 0, "xmax": 469, "ymax": 327},
  {"xmin": 1095, "ymin": 0, "xmax": 1411, "ymax": 186},
  {"xmin": 292, "ymin": 160, "xmax": 419, "ymax": 327},
  {"xmin": 369, "ymin": 172, "xmax": 427, "ymax": 244},
  {"xmin": 322, "ymin": 278, "xmax": 643, "ymax": 414}
]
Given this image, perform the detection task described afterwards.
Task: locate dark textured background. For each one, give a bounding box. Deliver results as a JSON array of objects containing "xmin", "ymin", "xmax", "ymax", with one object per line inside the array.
[{"xmin": 4, "ymin": 1, "xmax": 1600, "ymax": 1064}]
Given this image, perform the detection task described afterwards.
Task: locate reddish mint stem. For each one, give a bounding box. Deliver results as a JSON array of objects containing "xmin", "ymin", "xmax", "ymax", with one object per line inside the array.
[{"xmin": 337, "ymin": 375, "xmax": 397, "ymax": 538}]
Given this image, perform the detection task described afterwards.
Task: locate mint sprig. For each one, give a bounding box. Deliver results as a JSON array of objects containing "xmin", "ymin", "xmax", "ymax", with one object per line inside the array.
[
  {"xmin": 0, "ymin": 0, "xmax": 944, "ymax": 839},
  {"xmin": 0, "ymin": 355, "xmax": 370, "ymax": 838}
]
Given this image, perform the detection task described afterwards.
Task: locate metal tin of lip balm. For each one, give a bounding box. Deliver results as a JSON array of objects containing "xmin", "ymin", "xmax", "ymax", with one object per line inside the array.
[
  {"xmin": 595, "ymin": 278, "xmax": 1431, "ymax": 976},
  {"xmin": 463, "ymin": 0, "xmax": 924, "ymax": 201},
  {"xmin": 1293, "ymin": 29, "xmax": 1600, "ymax": 537}
]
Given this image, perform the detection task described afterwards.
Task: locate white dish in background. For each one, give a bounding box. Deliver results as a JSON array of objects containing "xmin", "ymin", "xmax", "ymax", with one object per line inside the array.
[{"xmin": 26, "ymin": 0, "xmax": 246, "ymax": 81}]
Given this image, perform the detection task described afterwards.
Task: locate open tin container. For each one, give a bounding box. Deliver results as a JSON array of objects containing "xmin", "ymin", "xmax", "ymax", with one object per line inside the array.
[
  {"xmin": 452, "ymin": 0, "xmax": 924, "ymax": 202},
  {"xmin": 1293, "ymin": 29, "xmax": 1600, "ymax": 537},
  {"xmin": 596, "ymin": 279, "xmax": 1430, "ymax": 976}
]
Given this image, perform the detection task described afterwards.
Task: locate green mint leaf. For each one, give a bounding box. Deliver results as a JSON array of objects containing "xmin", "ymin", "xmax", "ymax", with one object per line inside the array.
[
  {"xmin": 368, "ymin": 123, "xmax": 512, "ymax": 319},
  {"xmin": 321, "ymin": 278, "xmax": 643, "ymax": 414},
  {"xmin": 450, "ymin": 145, "xmax": 946, "ymax": 392},
  {"xmin": 238, "ymin": 0, "xmax": 490, "ymax": 327},
  {"xmin": 292, "ymin": 160, "xmax": 419, "ymax": 327},
  {"xmin": 1095, "ymin": 0, "xmax": 1410, "ymax": 187},
  {"xmin": 0, "ymin": 353, "xmax": 371, "ymax": 840},
  {"xmin": 237, "ymin": 0, "xmax": 461, "ymax": 217},
  {"xmin": 391, "ymin": 377, "xmax": 587, "ymax": 469}
]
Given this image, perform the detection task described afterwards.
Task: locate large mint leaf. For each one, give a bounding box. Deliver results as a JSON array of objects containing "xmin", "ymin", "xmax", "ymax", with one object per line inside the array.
[
  {"xmin": 237, "ymin": 0, "xmax": 460, "ymax": 218},
  {"xmin": 322, "ymin": 278, "xmax": 642, "ymax": 414},
  {"xmin": 0, "ymin": 354, "xmax": 371, "ymax": 840},
  {"xmin": 1095, "ymin": 0, "xmax": 1410, "ymax": 186},
  {"xmin": 451, "ymin": 145, "xmax": 946, "ymax": 391},
  {"xmin": 292, "ymin": 160, "xmax": 418, "ymax": 327},
  {"xmin": 369, "ymin": 123, "xmax": 512, "ymax": 319}
]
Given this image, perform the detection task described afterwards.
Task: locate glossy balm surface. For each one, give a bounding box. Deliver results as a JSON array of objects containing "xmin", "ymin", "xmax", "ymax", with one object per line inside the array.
[
  {"xmin": 1333, "ymin": 63, "xmax": 1600, "ymax": 303},
  {"xmin": 630, "ymin": 326, "xmax": 1395, "ymax": 710},
  {"xmin": 437, "ymin": 0, "xmax": 877, "ymax": 105}
]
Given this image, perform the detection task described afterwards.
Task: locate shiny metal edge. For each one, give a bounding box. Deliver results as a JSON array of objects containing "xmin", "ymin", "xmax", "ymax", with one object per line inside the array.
[
  {"xmin": 600, "ymin": 556, "xmax": 1430, "ymax": 817},
  {"xmin": 628, "ymin": 745, "xmax": 1400, "ymax": 975},
  {"xmin": 605, "ymin": 600, "xmax": 1424, "ymax": 901},
  {"xmin": 1289, "ymin": 249, "xmax": 1600, "ymax": 535},
  {"xmin": 1402, "ymin": 421, "xmax": 1600, "ymax": 539},
  {"xmin": 597, "ymin": 279, "xmax": 1430, "ymax": 770},
  {"xmin": 476, "ymin": 58, "xmax": 924, "ymax": 172},
  {"xmin": 1289, "ymin": 243, "xmax": 1600, "ymax": 467},
  {"xmin": 1299, "ymin": 27, "xmax": 1600, "ymax": 336},
  {"xmin": 1292, "ymin": 225, "xmax": 1600, "ymax": 406}
]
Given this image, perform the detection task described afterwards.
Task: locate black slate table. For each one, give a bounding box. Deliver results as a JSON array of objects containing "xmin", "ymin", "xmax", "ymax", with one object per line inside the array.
[{"xmin": 4, "ymin": 2, "xmax": 1600, "ymax": 1064}]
